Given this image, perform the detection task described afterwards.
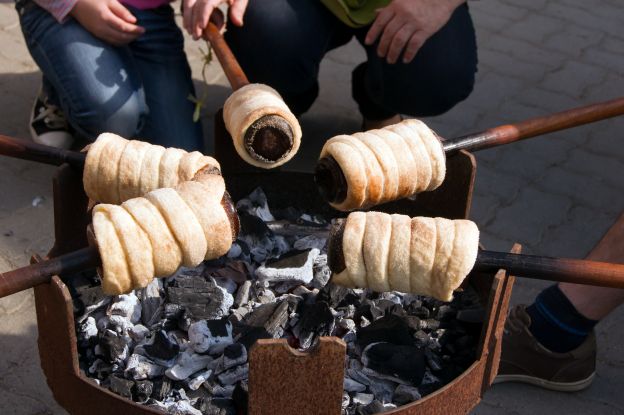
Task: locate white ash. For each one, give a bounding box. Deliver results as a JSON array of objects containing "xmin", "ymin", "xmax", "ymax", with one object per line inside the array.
[{"xmin": 73, "ymin": 187, "xmax": 483, "ymax": 414}]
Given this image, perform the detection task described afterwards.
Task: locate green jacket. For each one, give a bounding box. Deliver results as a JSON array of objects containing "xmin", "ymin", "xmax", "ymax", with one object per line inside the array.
[{"xmin": 321, "ymin": 0, "xmax": 392, "ymax": 28}]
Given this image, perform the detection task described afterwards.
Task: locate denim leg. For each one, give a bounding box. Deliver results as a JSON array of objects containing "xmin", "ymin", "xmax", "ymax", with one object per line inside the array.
[
  {"xmin": 18, "ymin": 3, "xmax": 147, "ymax": 141},
  {"xmin": 353, "ymin": 4, "xmax": 478, "ymax": 119},
  {"xmin": 128, "ymin": 6, "xmax": 203, "ymax": 151},
  {"xmin": 225, "ymin": 0, "xmax": 352, "ymax": 116}
]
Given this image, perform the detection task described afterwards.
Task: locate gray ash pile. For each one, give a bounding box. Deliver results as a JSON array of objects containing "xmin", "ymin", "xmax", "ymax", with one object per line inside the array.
[{"xmin": 72, "ymin": 188, "xmax": 483, "ymax": 415}]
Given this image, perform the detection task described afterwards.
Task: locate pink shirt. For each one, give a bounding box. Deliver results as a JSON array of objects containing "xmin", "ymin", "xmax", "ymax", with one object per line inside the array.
[{"xmin": 34, "ymin": 0, "xmax": 173, "ymax": 23}]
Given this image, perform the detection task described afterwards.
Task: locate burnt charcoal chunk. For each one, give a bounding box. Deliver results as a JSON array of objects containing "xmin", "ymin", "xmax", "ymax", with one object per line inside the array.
[
  {"xmin": 144, "ymin": 330, "xmax": 179, "ymax": 361},
  {"xmin": 295, "ymin": 301, "xmax": 334, "ymax": 348},
  {"xmin": 265, "ymin": 249, "xmax": 310, "ymax": 268},
  {"xmin": 356, "ymin": 400, "xmax": 385, "ymax": 415},
  {"xmin": 239, "ymin": 213, "xmax": 272, "ymax": 239},
  {"xmin": 100, "ymin": 331, "xmax": 127, "ymax": 364},
  {"xmin": 109, "ymin": 374, "xmax": 134, "ymax": 398},
  {"xmin": 318, "ymin": 283, "xmax": 358, "ymax": 308},
  {"xmin": 208, "ymin": 261, "xmax": 250, "ymax": 285},
  {"xmin": 356, "ymin": 315, "xmax": 414, "ymax": 349},
  {"xmin": 236, "ymin": 326, "xmax": 271, "ymax": 350},
  {"xmin": 167, "ymin": 274, "xmax": 233, "ymax": 320},
  {"xmin": 134, "ymin": 380, "xmax": 153, "ymax": 403},
  {"xmin": 232, "ymin": 382, "xmax": 249, "ymax": 413},
  {"xmin": 199, "ymin": 397, "xmax": 236, "ymax": 415},
  {"xmin": 362, "ymin": 342, "xmax": 425, "ymax": 385},
  {"xmin": 151, "ymin": 377, "xmax": 172, "ymax": 401},
  {"xmin": 456, "ymin": 308, "xmax": 485, "ymax": 324}
]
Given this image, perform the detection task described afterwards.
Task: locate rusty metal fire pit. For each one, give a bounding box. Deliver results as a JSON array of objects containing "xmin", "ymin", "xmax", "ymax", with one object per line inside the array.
[{"xmin": 31, "ymin": 120, "xmax": 516, "ymax": 415}]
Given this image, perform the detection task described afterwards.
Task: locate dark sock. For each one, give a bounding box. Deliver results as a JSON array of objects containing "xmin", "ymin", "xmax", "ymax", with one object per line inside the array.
[{"xmin": 526, "ymin": 284, "xmax": 598, "ymax": 353}]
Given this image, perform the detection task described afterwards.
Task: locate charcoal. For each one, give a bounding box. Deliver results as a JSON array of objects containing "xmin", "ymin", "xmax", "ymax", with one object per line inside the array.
[
  {"xmin": 151, "ymin": 377, "xmax": 172, "ymax": 400},
  {"xmin": 342, "ymin": 392, "xmax": 350, "ymax": 409},
  {"xmin": 134, "ymin": 380, "xmax": 153, "ymax": 403},
  {"xmin": 138, "ymin": 279, "xmax": 163, "ymax": 327},
  {"xmin": 144, "ymin": 330, "xmax": 180, "ymax": 363},
  {"xmin": 318, "ymin": 283, "xmax": 357, "ymax": 309},
  {"xmin": 100, "ymin": 330, "xmax": 129, "ymax": 364},
  {"xmin": 293, "ymin": 235, "xmax": 327, "ymax": 251},
  {"xmin": 232, "ymin": 381, "xmax": 248, "ymax": 412},
  {"xmin": 165, "ymin": 350, "xmax": 213, "ymax": 381},
  {"xmin": 293, "ymin": 301, "xmax": 334, "ymax": 349},
  {"xmin": 188, "ymin": 319, "xmax": 233, "ymax": 354},
  {"xmin": 456, "ymin": 308, "xmax": 485, "ymax": 325},
  {"xmin": 237, "ymin": 300, "xmax": 288, "ymax": 341},
  {"xmin": 404, "ymin": 316, "xmax": 421, "ymax": 331},
  {"xmin": 237, "ymin": 187, "xmax": 274, "ymax": 221},
  {"xmin": 344, "ymin": 378, "xmax": 366, "ymax": 393},
  {"xmin": 187, "ymin": 369, "xmax": 212, "ymax": 390},
  {"xmin": 436, "ymin": 304, "xmax": 456, "ymax": 321},
  {"xmin": 210, "ymin": 343, "xmax": 248, "ymax": 375},
  {"xmin": 367, "ymin": 376, "xmax": 397, "ymax": 405},
  {"xmin": 419, "ymin": 371, "xmax": 443, "ymax": 395},
  {"xmin": 393, "ymin": 384, "xmax": 421, "ymax": 405},
  {"xmin": 109, "ymin": 374, "xmax": 134, "ymax": 399},
  {"xmin": 362, "ymin": 343, "xmax": 425, "ymax": 385},
  {"xmin": 204, "ymin": 381, "xmax": 235, "ymax": 398},
  {"xmin": 424, "ymin": 348, "xmax": 443, "ymax": 372},
  {"xmin": 78, "ymin": 316, "xmax": 98, "ymax": 346},
  {"xmin": 167, "ymin": 274, "xmax": 233, "ymax": 320},
  {"xmin": 255, "ymin": 286, "xmax": 276, "ymax": 304},
  {"xmin": 198, "ymin": 397, "xmax": 236, "ymax": 415},
  {"xmin": 352, "ymin": 393, "xmax": 374, "ymax": 406},
  {"xmin": 109, "ymin": 293, "xmax": 142, "ymax": 324},
  {"xmin": 356, "ymin": 315, "xmax": 414, "ymax": 349},
  {"xmin": 234, "ymin": 280, "xmax": 252, "ymax": 307},
  {"xmin": 357, "ymin": 400, "xmax": 384, "ymax": 415},
  {"xmin": 255, "ymin": 248, "xmax": 319, "ymax": 284},
  {"xmin": 162, "ymin": 303, "xmax": 185, "ymax": 330},
  {"xmin": 412, "ymin": 307, "xmax": 430, "ymax": 319},
  {"xmin": 239, "ymin": 212, "xmax": 273, "ymax": 239},
  {"xmin": 125, "ymin": 354, "xmax": 165, "ymax": 380},
  {"xmin": 217, "ymin": 364, "xmax": 249, "ymax": 385},
  {"xmin": 209, "ymin": 261, "xmax": 250, "ymax": 285},
  {"xmin": 420, "ymin": 318, "xmax": 440, "ymax": 331},
  {"xmin": 154, "ymin": 400, "xmax": 202, "ymax": 415},
  {"xmin": 346, "ymin": 368, "xmax": 371, "ymax": 386},
  {"xmin": 310, "ymin": 254, "xmax": 331, "ymax": 289},
  {"xmin": 129, "ymin": 324, "xmax": 150, "ymax": 342}
]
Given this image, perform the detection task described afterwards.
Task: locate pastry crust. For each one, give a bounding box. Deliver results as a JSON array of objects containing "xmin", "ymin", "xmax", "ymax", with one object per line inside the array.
[
  {"xmin": 83, "ymin": 133, "xmax": 222, "ymax": 204},
  {"xmin": 223, "ymin": 83, "xmax": 302, "ymax": 169},
  {"xmin": 334, "ymin": 212, "xmax": 479, "ymax": 301},
  {"xmin": 320, "ymin": 119, "xmax": 447, "ymax": 211},
  {"xmin": 92, "ymin": 208, "xmax": 132, "ymax": 295}
]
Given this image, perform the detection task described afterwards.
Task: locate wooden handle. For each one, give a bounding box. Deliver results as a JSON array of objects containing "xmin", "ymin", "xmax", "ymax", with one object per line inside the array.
[
  {"xmin": 0, "ymin": 134, "xmax": 85, "ymax": 168},
  {"xmin": 0, "ymin": 246, "xmax": 100, "ymax": 299},
  {"xmin": 443, "ymin": 96, "xmax": 624, "ymax": 154},
  {"xmin": 204, "ymin": 22, "xmax": 249, "ymax": 90},
  {"xmin": 474, "ymin": 250, "xmax": 624, "ymax": 288}
]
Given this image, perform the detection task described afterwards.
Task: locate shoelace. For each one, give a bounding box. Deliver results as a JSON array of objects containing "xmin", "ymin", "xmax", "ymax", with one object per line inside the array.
[{"xmin": 34, "ymin": 103, "xmax": 67, "ymax": 130}]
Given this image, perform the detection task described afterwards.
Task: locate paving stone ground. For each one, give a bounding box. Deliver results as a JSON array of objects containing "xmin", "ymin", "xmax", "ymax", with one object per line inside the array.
[{"xmin": 0, "ymin": 0, "xmax": 623, "ymax": 413}]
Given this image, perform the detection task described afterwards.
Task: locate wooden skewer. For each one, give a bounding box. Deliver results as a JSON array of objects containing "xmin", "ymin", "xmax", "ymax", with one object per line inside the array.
[
  {"xmin": 0, "ymin": 133, "xmax": 85, "ymax": 168},
  {"xmin": 203, "ymin": 22, "xmax": 296, "ymax": 165},
  {"xmin": 315, "ymin": 96, "xmax": 624, "ymax": 205}
]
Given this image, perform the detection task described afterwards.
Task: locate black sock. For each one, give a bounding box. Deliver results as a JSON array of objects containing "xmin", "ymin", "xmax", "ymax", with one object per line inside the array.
[{"xmin": 526, "ymin": 284, "xmax": 598, "ymax": 353}]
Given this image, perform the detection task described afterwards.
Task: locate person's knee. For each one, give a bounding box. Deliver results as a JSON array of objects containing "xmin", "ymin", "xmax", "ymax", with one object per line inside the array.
[{"xmin": 70, "ymin": 90, "xmax": 146, "ymax": 140}]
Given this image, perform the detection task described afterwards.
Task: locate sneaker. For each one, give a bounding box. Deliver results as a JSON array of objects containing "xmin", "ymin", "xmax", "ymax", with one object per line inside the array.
[
  {"xmin": 30, "ymin": 89, "xmax": 74, "ymax": 149},
  {"xmin": 494, "ymin": 304, "xmax": 596, "ymax": 392}
]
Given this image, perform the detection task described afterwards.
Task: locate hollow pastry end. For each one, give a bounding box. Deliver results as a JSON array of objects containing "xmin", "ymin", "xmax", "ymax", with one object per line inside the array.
[
  {"xmin": 315, "ymin": 156, "xmax": 347, "ymax": 205},
  {"xmin": 244, "ymin": 115, "xmax": 294, "ymax": 164}
]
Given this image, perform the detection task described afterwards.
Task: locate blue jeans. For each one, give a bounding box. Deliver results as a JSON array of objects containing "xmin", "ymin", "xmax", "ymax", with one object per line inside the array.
[
  {"xmin": 225, "ymin": 0, "xmax": 478, "ymax": 120},
  {"xmin": 17, "ymin": 2, "xmax": 203, "ymax": 150}
]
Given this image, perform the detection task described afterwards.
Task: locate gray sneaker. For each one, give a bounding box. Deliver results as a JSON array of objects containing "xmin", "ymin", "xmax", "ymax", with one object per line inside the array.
[
  {"xmin": 30, "ymin": 88, "xmax": 74, "ymax": 149},
  {"xmin": 494, "ymin": 305, "xmax": 596, "ymax": 392}
]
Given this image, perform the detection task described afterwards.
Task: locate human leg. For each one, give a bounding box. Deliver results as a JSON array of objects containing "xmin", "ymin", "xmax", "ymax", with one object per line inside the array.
[
  {"xmin": 352, "ymin": 3, "xmax": 478, "ymax": 122},
  {"xmin": 127, "ymin": 5, "xmax": 203, "ymax": 151},
  {"xmin": 224, "ymin": 0, "xmax": 352, "ymax": 116},
  {"xmin": 18, "ymin": 1, "xmax": 147, "ymax": 141}
]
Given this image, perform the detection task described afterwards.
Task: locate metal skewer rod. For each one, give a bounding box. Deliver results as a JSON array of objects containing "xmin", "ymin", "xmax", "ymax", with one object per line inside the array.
[{"xmin": 442, "ymin": 96, "xmax": 624, "ymax": 154}]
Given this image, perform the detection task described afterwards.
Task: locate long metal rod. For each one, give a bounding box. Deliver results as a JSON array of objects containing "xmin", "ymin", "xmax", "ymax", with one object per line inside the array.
[
  {"xmin": 204, "ymin": 22, "xmax": 249, "ymax": 91},
  {"xmin": 474, "ymin": 250, "xmax": 624, "ymax": 289},
  {"xmin": 0, "ymin": 134, "xmax": 85, "ymax": 168},
  {"xmin": 443, "ymin": 96, "xmax": 624, "ymax": 154},
  {"xmin": 0, "ymin": 246, "xmax": 100, "ymax": 299}
]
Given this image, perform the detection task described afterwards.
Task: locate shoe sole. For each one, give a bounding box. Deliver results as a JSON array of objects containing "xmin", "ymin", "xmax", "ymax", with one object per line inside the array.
[{"xmin": 493, "ymin": 372, "xmax": 596, "ymax": 392}]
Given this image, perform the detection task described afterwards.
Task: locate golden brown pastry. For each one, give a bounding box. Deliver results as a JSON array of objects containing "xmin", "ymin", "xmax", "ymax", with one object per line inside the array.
[
  {"xmin": 319, "ymin": 119, "xmax": 446, "ymax": 211},
  {"xmin": 223, "ymin": 83, "xmax": 302, "ymax": 168},
  {"xmin": 83, "ymin": 133, "xmax": 221, "ymax": 204},
  {"xmin": 92, "ymin": 174, "xmax": 234, "ymax": 295},
  {"xmin": 331, "ymin": 212, "xmax": 479, "ymax": 301}
]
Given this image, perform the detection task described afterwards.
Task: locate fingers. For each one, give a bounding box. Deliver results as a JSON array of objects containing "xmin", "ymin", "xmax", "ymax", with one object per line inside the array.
[
  {"xmin": 109, "ymin": 0, "xmax": 137, "ymax": 23},
  {"xmin": 106, "ymin": 10, "xmax": 145, "ymax": 38},
  {"xmin": 377, "ymin": 16, "xmax": 405, "ymax": 59},
  {"xmin": 192, "ymin": 0, "xmax": 219, "ymax": 40},
  {"xmin": 402, "ymin": 31, "xmax": 426, "ymax": 63},
  {"xmin": 229, "ymin": 0, "xmax": 248, "ymax": 26},
  {"xmin": 183, "ymin": 0, "xmax": 196, "ymax": 33},
  {"xmin": 365, "ymin": 7, "xmax": 394, "ymax": 45},
  {"xmin": 386, "ymin": 25, "xmax": 415, "ymax": 64}
]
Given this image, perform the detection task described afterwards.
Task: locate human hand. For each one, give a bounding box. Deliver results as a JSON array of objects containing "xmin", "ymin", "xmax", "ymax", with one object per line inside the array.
[
  {"xmin": 365, "ymin": 0, "xmax": 464, "ymax": 64},
  {"xmin": 182, "ymin": 0, "xmax": 249, "ymax": 40},
  {"xmin": 70, "ymin": 0, "xmax": 145, "ymax": 46}
]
